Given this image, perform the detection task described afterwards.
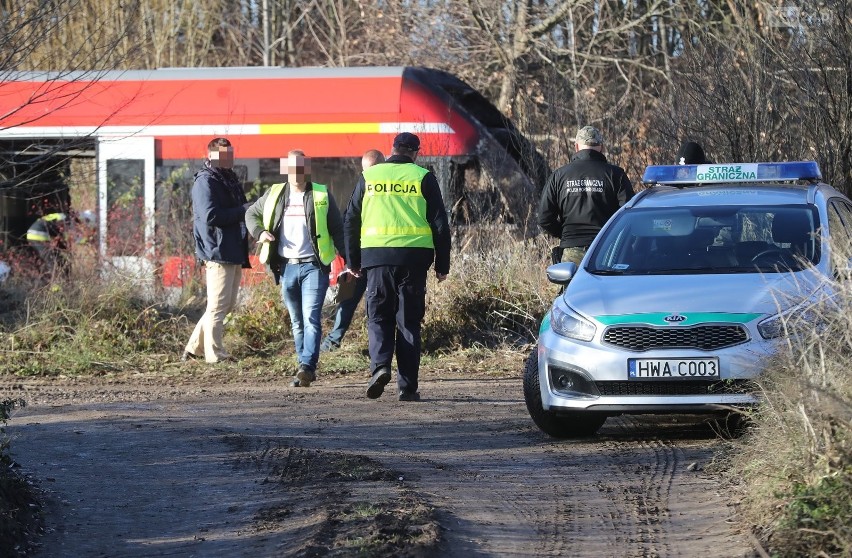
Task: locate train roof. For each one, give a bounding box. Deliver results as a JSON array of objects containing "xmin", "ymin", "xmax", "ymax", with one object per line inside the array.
[
  {"xmin": 0, "ymin": 66, "xmax": 483, "ymax": 159},
  {"xmin": 6, "ymin": 66, "xmax": 409, "ymax": 81}
]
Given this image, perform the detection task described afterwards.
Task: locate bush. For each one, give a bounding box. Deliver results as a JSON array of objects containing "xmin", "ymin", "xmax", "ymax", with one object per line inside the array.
[
  {"xmin": 0, "ymin": 231, "xmax": 556, "ymax": 373},
  {"xmin": 422, "ymin": 234, "xmax": 553, "ymax": 351},
  {"xmin": 0, "ymin": 269, "xmax": 189, "ymax": 376},
  {"xmin": 226, "ymin": 280, "xmax": 291, "ymax": 355},
  {"xmin": 727, "ymin": 274, "xmax": 851, "ymax": 557}
]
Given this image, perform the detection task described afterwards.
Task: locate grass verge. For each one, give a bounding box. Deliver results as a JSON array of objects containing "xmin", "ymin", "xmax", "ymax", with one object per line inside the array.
[{"xmin": 726, "ymin": 278, "xmax": 851, "ymax": 557}]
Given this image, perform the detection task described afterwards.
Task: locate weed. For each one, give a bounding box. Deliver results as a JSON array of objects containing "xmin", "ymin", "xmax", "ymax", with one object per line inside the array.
[
  {"xmin": 773, "ymin": 469, "xmax": 852, "ymax": 556},
  {"xmin": 422, "ymin": 236, "xmax": 553, "ymax": 351},
  {"xmin": 726, "ymin": 269, "xmax": 851, "ymax": 557},
  {"xmin": 227, "ymin": 280, "xmax": 291, "ymax": 355},
  {"xmin": 0, "ymin": 275, "xmax": 188, "ymax": 376},
  {"xmin": 342, "ymin": 502, "xmax": 382, "ymax": 519}
]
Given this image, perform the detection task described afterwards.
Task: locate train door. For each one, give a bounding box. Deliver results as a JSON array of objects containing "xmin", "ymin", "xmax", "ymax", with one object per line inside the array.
[{"xmin": 96, "ymin": 136, "xmax": 156, "ymax": 281}]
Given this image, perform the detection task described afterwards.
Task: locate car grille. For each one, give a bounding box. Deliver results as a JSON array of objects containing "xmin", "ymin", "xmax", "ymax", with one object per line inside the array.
[
  {"xmin": 602, "ymin": 325, "xmax": 748, "ymax": 351},
  {"xmin": 595, "ymin": 380, "xmax": 756, "ymax": 396}
]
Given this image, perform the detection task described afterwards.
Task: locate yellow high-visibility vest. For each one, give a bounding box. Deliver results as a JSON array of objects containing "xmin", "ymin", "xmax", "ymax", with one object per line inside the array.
[
  {"xmin": 259, "ymin": 184, "xmax": 335, "ymax": 265},
  {"xmin": 361, "ymin": 164, "xmax": 433, "ymax": 249},
  {"xmin": 26, "ymin": 213, "xmax": 66, "ymax": 243}
]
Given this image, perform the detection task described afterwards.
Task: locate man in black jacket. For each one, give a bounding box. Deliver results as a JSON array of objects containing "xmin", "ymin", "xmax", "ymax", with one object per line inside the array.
[
  {"xmin": 538, "ymin": 126, "xmax": 634, "ymax": 265},
  {"xmin": 183, "ymin": 137, "xmax": 251, "ymax": 363},
  {"xmin": 344, "ymin": 133, "xmax": 451, "ymax": 402}
]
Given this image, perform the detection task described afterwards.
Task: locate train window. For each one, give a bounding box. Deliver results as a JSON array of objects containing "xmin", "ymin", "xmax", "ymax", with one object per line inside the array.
[{"xmin": 106, "ymin": 159, "xmax": 144, "ymax": 257}]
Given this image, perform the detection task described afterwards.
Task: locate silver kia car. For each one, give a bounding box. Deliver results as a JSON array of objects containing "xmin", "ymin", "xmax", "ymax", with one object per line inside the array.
[{"xmin": 525, "ymin": 161, "xmax": 852, "ymax": 437}]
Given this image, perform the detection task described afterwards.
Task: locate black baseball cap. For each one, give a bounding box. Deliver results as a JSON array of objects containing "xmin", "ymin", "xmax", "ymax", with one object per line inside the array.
[{"xmin": 393, "ymin": 132, "xmax": 420, "ymax": 151}]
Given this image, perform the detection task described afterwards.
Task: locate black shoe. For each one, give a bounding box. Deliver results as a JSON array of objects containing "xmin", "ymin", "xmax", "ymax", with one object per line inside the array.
[
  {"xmin": 398, "ymin": 390, "xmax": 421, "ymax": 402},
  {"xmin": 366, "ymin": 367, "xmax": 392, "ymax": 399},
  {"xmin": 296, "ymin": 365, "xmax": 316, "ymax": 388},
  {"xmin": 181, "ymin": 351, "xmax": 197, "ymax": 362}
]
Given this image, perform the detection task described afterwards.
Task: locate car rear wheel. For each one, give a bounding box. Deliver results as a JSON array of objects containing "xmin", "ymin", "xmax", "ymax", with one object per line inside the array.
[{"xmin": 523, "ymin": 348, "xmax": 606, "ymax": 438}]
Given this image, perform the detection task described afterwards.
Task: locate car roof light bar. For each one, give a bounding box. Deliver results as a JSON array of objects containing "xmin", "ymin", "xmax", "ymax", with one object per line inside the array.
[{"xmin": 642, "ymin": 161, "xmax": 822, "ymax": 185}]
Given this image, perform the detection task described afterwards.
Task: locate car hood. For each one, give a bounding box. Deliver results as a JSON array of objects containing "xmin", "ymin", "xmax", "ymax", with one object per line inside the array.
[{"xmin": 563, "ymin": 269, "xmax": 826, "ymax": 323}]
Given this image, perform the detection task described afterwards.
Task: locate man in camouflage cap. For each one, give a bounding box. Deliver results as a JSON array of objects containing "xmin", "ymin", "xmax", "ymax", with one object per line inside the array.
[{"xmin": 538, "ymin": 125, "xmax": 635, "ymax": 265}]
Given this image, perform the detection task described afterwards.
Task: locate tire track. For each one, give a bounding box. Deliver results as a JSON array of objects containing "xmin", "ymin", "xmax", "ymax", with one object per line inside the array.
[{"xmin": 2, "ymin": 376, "xmax": 756, "ymax": 557}]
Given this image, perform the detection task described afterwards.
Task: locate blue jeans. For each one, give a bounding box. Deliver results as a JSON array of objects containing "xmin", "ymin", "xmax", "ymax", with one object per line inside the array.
[
  {"xmin": 324, "ymin": 275, "xmax": 367, "ymax": 347},
  {"xmin": 281, "ymin": 262, "xmax": 329, "ymax": 370}
]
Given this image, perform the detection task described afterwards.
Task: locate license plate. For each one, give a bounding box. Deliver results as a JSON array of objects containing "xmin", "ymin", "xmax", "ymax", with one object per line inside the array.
[{"xmin": 628, "ymin": 358, "xmax": 719, "ymax": 380}]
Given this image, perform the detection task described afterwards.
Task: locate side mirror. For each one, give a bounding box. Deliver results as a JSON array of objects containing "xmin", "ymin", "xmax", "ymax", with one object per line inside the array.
[{"xmin": 546, "ymin": 262, "xmax": 577, "ymax": 285}]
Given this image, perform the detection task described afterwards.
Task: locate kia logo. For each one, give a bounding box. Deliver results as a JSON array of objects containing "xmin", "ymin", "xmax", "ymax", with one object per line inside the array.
[{"xmin": 664, "ymin": 314, "xmax": 687, "ymax": 323}]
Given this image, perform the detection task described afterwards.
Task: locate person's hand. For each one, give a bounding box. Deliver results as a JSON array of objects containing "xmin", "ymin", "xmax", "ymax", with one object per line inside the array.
[
  {"xmin": 436, "ymin": 272, "xmax": 448, "ymax": 283},
  {"xmin": 259, "ymin": 231, "xmax": 275, "ymax": 243}
]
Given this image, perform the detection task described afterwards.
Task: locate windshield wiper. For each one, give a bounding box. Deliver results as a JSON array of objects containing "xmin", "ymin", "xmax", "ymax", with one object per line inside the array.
[
  {"xmin": 589, "ymin": 269, "xmax": 626, "ymax": 275},
  {"xmin": 646, "ymin": 268, "xmax": 718, "ymax": 274}
]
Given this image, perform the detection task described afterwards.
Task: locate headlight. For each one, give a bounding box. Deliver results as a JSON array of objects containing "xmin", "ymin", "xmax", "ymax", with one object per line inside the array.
[
  {"xmin": 551, "ymin": 303, "xmax": 596, "ymax": 341},
  {"xmin": 757, "ymin": 299, "xmax": 827, "ymax": 340},
  {"xmin": 757, "ymin": 314, "xmax": 785, "ymax": 339}
]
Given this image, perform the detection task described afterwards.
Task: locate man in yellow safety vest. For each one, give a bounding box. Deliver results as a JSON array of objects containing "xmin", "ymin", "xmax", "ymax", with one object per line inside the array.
[
  {"xmin": 343, "ymin": 133, "xmax": 451, "ymax": 402},
  {"xmin": 245, "ymin": 149, "xmax": 346, "ymax": 387}
]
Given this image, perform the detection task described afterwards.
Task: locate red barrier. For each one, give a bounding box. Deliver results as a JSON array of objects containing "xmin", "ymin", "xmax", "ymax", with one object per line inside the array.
[
  {"xmin": 330, "ymin": 254, "xmax": 345, "ymax": 286},
  {"xmin": 161, "ymin": 254, "xmax": 266, "ymax": 287}
]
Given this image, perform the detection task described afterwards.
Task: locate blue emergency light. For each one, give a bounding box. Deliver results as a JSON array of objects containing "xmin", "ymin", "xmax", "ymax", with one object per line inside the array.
[{"xmin": 642, "ymin": 161, "xmax": 822, "ymax": 185}]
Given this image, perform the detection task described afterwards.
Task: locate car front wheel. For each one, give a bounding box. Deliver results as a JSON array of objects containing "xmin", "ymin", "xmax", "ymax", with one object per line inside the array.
[{"xmin": 523, "ymin": 348, "xmax": 606, "ymax": 438}]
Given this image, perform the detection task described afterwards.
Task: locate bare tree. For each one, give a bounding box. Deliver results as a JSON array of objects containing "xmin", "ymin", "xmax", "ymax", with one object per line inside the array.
[
  {"xmin": 0, "ymin": 0, "xmax": 134, "ymax": 191},
  {"xmin": 0, "ymin": 0, "xmax": 140, "ymax": 257},
  {"xmin": 773, "ymin": 0, "xmax": 852, "ymax": 192}
]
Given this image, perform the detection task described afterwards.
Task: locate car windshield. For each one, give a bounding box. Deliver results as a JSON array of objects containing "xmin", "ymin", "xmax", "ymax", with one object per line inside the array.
[{"xmin": 588, "ymin": 205, "xmax": 821, "ymax": 275}]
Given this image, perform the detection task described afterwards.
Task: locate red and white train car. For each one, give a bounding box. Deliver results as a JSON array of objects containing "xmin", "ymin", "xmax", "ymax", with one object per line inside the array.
[{"xmin": 0, "ymin": 66, "xmax": 543, "ymax": 287}]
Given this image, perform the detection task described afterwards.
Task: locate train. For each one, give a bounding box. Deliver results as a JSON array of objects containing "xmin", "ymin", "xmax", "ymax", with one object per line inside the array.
[{"xmin": 0, "ymin": 66, "xmax": 546, "ymax": 287}]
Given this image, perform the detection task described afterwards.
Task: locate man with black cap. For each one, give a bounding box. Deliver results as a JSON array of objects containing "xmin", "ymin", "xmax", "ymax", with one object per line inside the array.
[
  {"xmin": 344, "ymin": 132, "xmax": 451, "ymax": 402},
  {"xmin": 676, "ymin": 141, "xmax": 710, "ymax": 165},
  {"xmin": 538, "ymin": 125, "xmax": 634, "ymax": 265}
]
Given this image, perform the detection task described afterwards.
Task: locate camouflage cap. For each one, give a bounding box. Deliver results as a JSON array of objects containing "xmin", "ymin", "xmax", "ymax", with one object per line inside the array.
[{"xmin": 575, "ymin": 126, "xmax": 604, "ymax": 146}]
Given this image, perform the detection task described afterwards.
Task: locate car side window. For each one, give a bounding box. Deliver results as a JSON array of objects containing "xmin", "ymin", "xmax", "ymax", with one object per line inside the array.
[{"xmin": 829, "ymin": 200, "xmax": 852, "ymax": 271}]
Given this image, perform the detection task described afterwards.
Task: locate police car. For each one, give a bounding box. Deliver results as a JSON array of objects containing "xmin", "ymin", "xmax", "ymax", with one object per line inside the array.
[{"xmin": 525, "ymin": 161, "xmax": 852, "ymax": 437}]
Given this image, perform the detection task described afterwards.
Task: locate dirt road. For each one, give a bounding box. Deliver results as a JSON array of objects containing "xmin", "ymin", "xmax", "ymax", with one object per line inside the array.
[{"xmin": 2, "ymin": 370, "xmax": 757, "ymax": 557}]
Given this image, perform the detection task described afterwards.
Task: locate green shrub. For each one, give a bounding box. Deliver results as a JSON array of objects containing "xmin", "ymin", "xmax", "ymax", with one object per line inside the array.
[{"xmin": 776, "ymin": 470, "xmax": 852, "ymax": 556}]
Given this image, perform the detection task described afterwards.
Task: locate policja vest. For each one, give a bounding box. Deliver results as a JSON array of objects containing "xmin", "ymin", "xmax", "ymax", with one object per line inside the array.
[
  {"xmin": 361, "ymin": 163, "xmax": 434, "ymax": 248},
  {"xmin": 26, "ymin": 213, "xmax": 67, "ymax": 243},
  {"xmin": 258, "ymin": 183, "xmax": 335, "ymax": 265}
]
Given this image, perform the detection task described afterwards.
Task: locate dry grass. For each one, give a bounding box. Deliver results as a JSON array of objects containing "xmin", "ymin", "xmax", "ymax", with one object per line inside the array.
[
  {"xmin": 312, "ymin": 232, "xmax": 554, "ymax": 378},
  {"xmin": 422, "ymin": 231, "xmax": 554, "ymax": 351},
  {"xmin": 727, "ymin": 275, "xmax": 852, "ymax": 557}
]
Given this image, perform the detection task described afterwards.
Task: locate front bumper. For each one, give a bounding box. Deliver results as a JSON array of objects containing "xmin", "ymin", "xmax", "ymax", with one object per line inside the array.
[{"xmin": 538, "ymin": 327, "xmax": 770, "ymax": 413}]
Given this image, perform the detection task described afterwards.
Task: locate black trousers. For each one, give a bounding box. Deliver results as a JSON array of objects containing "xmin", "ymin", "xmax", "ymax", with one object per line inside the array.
[{"xmin": 365, "ymin": 265, "xmax": 428, "ymax": 393}]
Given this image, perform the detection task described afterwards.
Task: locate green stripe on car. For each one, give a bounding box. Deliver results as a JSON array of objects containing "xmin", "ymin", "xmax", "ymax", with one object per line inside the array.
[
  {"xmin": 595, "ymin": 313, "xmax": 762, "ymax": 326},
  {"xmin": 540, "ymin": 312, "xmax": 551, "ymax": 334}
]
